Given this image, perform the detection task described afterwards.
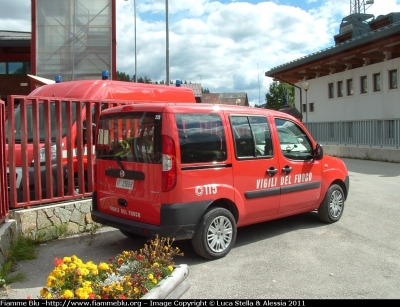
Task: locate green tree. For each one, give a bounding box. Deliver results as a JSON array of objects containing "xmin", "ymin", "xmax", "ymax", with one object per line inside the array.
[
  {"xmin": 116, "ymin": 71, "xmax": 131, "ymax": 81},
  {"xmin": 265, "ymin": 82, "xmax": 295, "ymax": 110}
]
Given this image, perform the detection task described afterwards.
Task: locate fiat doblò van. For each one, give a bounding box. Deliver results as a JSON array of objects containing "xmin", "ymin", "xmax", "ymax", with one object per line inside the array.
[{"xmin": 91, "ymin": 103, "xmax": 349, "ymax": 260}]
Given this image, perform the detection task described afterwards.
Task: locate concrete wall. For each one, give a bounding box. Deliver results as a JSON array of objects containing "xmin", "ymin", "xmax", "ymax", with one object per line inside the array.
[{"xmin": 323, "ymin": 144, "xmax": 400, "ymax": 163}]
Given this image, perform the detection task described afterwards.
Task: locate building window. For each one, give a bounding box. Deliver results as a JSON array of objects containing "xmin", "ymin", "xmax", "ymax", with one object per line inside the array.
[
  {"xmin": 302, "ymin": 104, "xmax": 306, "ymax": 113},
  {"xmin": 0, "ymin": 61, "xmax": 30, "ymax": 75},
  {"xmin": 346, "ymin": 79, "xmax": 353, "ymax": 96},
  {"xmin": 337, "ymin": 81, "xmax": 343, "ymax": 97},
  {"xmin": 0, "ymin": 62, "xmax": 6, "ymax": 74},
  {"xmin": 360, "ymin": 76, "xmax": 368, "ymax": 94},
  {"xmin": 309, "ymin": 103, "xmax": 314, "ymax": 113},
  {"xmin": 389, "ymin": 69, "xmax": 397, "ymax": 89},
  {"xmin": 373, "ymin": 73, "xmax": 381, "ymax": 92},
  {"xmin": 328, "ymin": 83, "xmax": 334, "ymax": 98}
]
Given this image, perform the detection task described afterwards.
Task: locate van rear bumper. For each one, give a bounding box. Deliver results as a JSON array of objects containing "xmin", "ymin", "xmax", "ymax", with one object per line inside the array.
[
  {"xmin": 91, "ymin": 192, "xmax": 210, "ymax": 240},
  {"xmin": 91, "ymin": 210, "xmax": 197, "ymax": 240}
]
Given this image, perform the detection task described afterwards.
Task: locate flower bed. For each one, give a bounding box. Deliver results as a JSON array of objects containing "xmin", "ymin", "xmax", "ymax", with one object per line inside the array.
[{"xmin": 39, "ymin": 235, "xmax": 185, "ymax": 299}]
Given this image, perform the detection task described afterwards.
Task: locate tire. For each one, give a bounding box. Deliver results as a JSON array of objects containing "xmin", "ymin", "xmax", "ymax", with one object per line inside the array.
[
  {"xmin": 191, "ymin": 207, "xmax": 237, "ymax": 260},
  {"xmin": 318, "ymin": 184, "xmax": 345, "ymax": 223}
]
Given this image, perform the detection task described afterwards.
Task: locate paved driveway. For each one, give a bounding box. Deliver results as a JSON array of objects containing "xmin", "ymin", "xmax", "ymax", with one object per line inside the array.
[{"xmin": 4, "ymin": 158, "xmax": 400, "ymax": 299}]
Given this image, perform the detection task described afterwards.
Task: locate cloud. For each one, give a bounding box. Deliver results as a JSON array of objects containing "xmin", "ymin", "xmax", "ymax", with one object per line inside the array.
[{"xmin": 117, "ymin": 1, "xmax": 344, "ymax": 105}]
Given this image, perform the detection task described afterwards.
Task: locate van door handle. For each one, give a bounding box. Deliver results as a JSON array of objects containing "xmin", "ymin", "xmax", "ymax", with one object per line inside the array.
[
  {"xmin": 266, "ymin": 167, "xmax": 278, "ymax": 177},
  {"xmin": 282, "ymin": 165, "xmax": 293, "ymax": 175}
]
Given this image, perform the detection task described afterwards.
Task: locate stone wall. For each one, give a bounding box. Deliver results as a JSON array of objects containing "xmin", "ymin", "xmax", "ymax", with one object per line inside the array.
[
  {"xmin": 9, "ymin": 199, "xmax": 97, "ymax": 241},
  {"xmin": 0, "ymin": 220, "xmax": 18, "ymax": 269}
]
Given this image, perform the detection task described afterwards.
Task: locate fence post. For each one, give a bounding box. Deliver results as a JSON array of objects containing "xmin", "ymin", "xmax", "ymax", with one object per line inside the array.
[{"xmin": 0, "ymin": 99, "xmax": 8, "ymax": 223}]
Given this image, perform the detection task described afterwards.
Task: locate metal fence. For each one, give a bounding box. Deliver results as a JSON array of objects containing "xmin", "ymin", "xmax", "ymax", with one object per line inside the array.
[
  {"xmin": 0, "ymin": 100, "xmax": 8, "ymax": 223},
  {"xmin": 304, "ymin": 119, "xmax": 400, "ymax": 148},
  {"xmin": 6, "ymin": 96, "xmax": 125, "ymax": 209}
]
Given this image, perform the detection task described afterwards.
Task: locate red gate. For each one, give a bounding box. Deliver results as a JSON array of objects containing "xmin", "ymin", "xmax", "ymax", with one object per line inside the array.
[
  {"xmin": 6, "ymin": 96, "xmax": 121, "ymax": 209},
  {"xmin": 0, "ymin": 99, "xmax": 8, "ymax": 223}
]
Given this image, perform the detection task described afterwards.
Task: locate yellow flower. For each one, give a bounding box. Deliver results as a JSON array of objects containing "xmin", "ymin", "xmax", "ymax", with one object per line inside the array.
[
  {"xmin": 61, "ymin": 290, "xmax": 74, "ymax": 299},
  {"xmin": 153, "ymin": 262, "xmax": 159, "ymax": 267},
  {"xmin": 98, "ymin": 262, "xmax": 110, "ymax": 270},
  {"xmin": 80, "ymin": 268, "xmax": 90, "ymax": 276},
  {"xmin": 168, "ymin": 266, "xmax": 174, "ymax": 272},
  {"xmin": 63, "ymin": 256, "xmax": 72, "ymax": 263},
  {"xmin": 148, "ymin": 274, "xmax": 154, "ymax": 280},
  {"xmin": 40, "ymin": 288, "xmax": 52, "ymax": 299},
  {"xmin": 75, "ymin": 288, "xmax": 90, "ymax": 299},
  {"xmin": 152, "ymin": 279, "xmax": 158, "ymax": 284},
  {"xmin": 46, "ymin": 276, "xmax": 57, "ymax": 288},
  {"xmin": 134, "ymin": 287, "xmax": 139, "ymax": 294}
]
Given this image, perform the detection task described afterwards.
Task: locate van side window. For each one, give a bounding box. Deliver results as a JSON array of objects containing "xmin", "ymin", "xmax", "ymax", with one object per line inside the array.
[
  {"xmin": 176, "ymin": 113, "xmax": 227, "ymax": 164},
  {"xmin": 230, "ymin": 115, "xmax": 273, "ymax": 159},
  {"xmin": 274, "ymin": 118, "xmax": 313, "ymax": 160}
]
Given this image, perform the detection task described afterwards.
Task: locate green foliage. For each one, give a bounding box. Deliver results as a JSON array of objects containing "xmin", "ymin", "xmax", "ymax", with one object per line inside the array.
[
  {"xmin": 265, "ymin": 81, "xmax": 295, "ymax": 110},
  {"xmin": 0, "ymin": 236, "xmax": 38, "ymax": 286},
  {"xmin": 9, "ymin": 236, "xmax": 37, "ymax": 261},
  {"xmin": 116, "ymin": 71, "xmax": 131, "ymax": 81}
]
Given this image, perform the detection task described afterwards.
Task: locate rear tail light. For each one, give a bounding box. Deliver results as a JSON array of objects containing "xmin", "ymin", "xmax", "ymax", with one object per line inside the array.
[{"xmin": 162, "ymin": 135, "xmax": 177, "ymax": 192}]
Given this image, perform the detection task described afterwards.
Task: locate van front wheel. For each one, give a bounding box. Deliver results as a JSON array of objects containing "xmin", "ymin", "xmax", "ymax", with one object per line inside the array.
[
  {"xmin": 192, "ymin": 208, "xmax": 237, "ymax": 260},
  {"xmin": 318, "ymin": 184, "xmax": 345, "ymax": 223}
]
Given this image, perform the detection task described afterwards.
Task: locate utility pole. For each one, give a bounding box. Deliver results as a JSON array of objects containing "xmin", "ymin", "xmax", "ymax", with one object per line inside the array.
[{"xmin": 165, "ymin": 0, "xmax": 170, "ymax": 86}]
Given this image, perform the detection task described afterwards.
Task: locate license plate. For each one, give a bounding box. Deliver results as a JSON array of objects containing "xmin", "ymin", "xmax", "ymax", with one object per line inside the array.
[{"xmin": 116, "ymin": 178, "xmax": 134, "ymax": 190}]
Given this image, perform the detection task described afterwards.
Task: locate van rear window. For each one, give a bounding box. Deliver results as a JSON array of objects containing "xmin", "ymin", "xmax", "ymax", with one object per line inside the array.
[
  {"xmin": 175, "ymin": 113, "xmax": 227, "ymax": 163},
  {"xmin": 96, "ymin": 112, "xmax": 162, "ymax": 164}
]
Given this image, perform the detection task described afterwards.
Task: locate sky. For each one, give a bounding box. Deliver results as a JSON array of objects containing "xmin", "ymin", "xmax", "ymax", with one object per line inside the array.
[{"xmin": 1, "ymin": 0, "xmax": 400, "ymax": 106}]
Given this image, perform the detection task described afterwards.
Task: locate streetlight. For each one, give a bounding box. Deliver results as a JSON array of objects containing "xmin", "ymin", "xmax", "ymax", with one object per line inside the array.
[
  {"xmin": 302, "ymin": 81, "xmax": 310, "ymax": 122},
  {"xmin": 124, "ymin": 0, "xmax": 137, "ymax": 82},
  {"xmin": 166, "ymin": 0, "xmax": 170, "ymax": 86}
]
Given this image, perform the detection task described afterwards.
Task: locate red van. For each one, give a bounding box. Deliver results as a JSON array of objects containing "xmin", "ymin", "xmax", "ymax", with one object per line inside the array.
[{"xmin": 91, "ymin": 103, "xmax": 349, "ymax": 260}]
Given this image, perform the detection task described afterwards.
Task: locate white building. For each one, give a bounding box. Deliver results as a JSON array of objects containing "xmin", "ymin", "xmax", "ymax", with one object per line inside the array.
[
  {"xmin": 266, "ymin": 11, "xmax": 400, "ymax": 123},
  {"xmin": 265, "ymin": 8, "xmax": 400, "ymax": 160}
]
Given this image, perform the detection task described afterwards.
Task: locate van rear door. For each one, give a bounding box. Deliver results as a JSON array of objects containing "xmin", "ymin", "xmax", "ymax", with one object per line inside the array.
[{"xmin": 95, "ymin": 108, "xmax": 163, "ymax": 225}]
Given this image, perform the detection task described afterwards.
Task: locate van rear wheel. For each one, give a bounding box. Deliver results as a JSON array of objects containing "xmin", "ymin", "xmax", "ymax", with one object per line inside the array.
[
  {"xmin": 318, "ymin": 184, "xmax": 345, "ymax": 223},
  {"xmin": 191, "ymin": 207, "xmax": 237, "ymax": 260}
]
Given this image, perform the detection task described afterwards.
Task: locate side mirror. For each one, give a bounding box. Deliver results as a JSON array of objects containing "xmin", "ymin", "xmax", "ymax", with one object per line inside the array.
[{"xmin": 314, "ymin": 143, "xmax": 324, "ymax": 160}]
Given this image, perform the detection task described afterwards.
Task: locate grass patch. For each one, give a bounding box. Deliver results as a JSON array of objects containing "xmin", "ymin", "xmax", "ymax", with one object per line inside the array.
[{"xmin": 0, "ymin": 236, "xmax": 38, "ymax": 287}]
